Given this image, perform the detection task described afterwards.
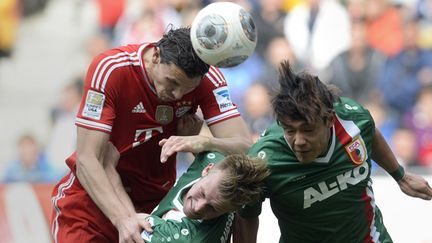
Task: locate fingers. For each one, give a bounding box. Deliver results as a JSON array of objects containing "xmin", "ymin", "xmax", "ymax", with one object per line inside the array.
[
  {"xmin": 158, "ymin": 139, "xmax": 167, "ymax": 146},
  {"xmin": 132, "ymin": 233, "xmax": 145, "ymax": 243},
  {"xmin": 139, "ymin": 220, "xmax": 153, "ymax": 233},
  {"xmin": 415, "ymin": 182, "xmax": 432, "ymax": 200},
  {"xmin": 160, "ymin": 137, "xmax": 180, "ymax": 163},
  {"xmin": 400, "ymin": 176, "xmax": 432, "ymax": 200},
  {"xmin": 161, "ymin": 140, "xmax": 185, "ymax": 163}
]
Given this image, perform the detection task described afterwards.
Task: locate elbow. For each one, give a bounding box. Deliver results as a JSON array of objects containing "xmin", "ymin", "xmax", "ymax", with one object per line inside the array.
[
  {"xmin": 75, "ymin": 155, "xmax": 87, "ymax": 179},
  {"xmin": 75, "ymin": 153, "xmax": 94, "ymax": 179}
]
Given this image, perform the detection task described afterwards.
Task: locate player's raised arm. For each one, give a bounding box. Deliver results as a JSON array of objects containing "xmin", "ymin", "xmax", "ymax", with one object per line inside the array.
[{"xmin": 159, "ymin": 116, "xmax": 252, "ymax": 163}]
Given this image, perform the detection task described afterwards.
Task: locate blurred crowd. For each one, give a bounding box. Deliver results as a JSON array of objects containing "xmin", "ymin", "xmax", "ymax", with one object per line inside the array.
[{"xmin": 1, "ymin": 0, "xmax": 432, "ymax": 183}]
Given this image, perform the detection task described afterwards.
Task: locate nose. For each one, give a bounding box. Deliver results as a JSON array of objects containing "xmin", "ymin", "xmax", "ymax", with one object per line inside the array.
[
  {"xmin": 294, "ymin": 132, "xmax": 307, "ymax": 147},
  {"xmin": 194, "ymin": 199, "xmax": 207, "ymax": 214},
  {"xmin": 172, "ymin": 89, "xmax": 185, "ymax": 100}
]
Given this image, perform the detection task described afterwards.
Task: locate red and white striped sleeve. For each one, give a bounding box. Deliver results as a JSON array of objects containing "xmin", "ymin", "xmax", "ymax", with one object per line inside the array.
[
  {"xmin": 75, "ymin": 50, "xmax": 140, "ymax": 133},
  {"xmin": 197, "ymin": 66, "xmax": 241, "ymax": 126}
]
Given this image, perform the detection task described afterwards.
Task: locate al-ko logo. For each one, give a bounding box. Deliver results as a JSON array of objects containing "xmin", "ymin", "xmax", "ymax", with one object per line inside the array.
[{"xmin": 213, "ymin": 87, "xmax": 233, "ymax": 112}]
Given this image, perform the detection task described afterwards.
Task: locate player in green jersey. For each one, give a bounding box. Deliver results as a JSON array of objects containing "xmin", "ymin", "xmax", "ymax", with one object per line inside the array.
[
  {"xmin": 234, "ymin": 61, "xmax": 432, "ymax": 243},
  {"xmin": 102, "ymin": 142, "xmax": 269, "ymax": 243}
]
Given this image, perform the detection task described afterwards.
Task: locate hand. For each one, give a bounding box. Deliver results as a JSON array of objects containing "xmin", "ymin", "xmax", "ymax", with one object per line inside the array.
[
  {"xmin": 159, "ymin": 135, "xmax": 210, "ymax": 163},
  {"xmin": 398, "ymin": 172, "xmax": 432, "ymax": 200},
  {"xmin": 137, "ymin": 213, "xmax": 152, "ymax": 233},
  {"xmin": 176, "ymin": 114, "xmax": 204, "ymax": 136},
  {"xmin": 115, "ymin": 214, "xmax": 152, "ymax": 243}
]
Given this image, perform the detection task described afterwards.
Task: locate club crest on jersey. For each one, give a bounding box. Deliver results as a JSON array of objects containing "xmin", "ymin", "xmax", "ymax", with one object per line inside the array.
[
  {"xmin": 82, "ymin": 90, "xmax": 105, "ymax": 120},
  {"xmin": 175, "ymin": 101, "xmax": 192, "ymax": 117},
  {"xmin": 345, "ymin": 137, "xmax": 367, "ymax": 165},
  {"xmin": 155, "ymin": 105, "xmax": 173, "ymax": 125}
]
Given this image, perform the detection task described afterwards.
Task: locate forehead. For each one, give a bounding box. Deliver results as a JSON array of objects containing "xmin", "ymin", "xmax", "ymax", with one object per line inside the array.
[
  {"xmin": 162, "ymin": 64, "xmax": 201, "ymax": 85},
  {"xmin": 199, "ymin": 170, "xmax": 225, "ymax": 199},
  {"xmin": 279, "ymin": 118, "xmax": 315, "ymax": 128}
]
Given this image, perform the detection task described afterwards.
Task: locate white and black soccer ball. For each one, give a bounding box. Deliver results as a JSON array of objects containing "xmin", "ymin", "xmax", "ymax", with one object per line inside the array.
[{"xmin": 190, "ymin": 2, "xmax": 257, "ymax": 68}]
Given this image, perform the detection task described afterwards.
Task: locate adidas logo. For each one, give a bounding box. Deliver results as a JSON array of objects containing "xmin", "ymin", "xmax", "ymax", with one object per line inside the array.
[{"xmin": 132, "ymin": 102, "xmax": 146, "ymax": 113}]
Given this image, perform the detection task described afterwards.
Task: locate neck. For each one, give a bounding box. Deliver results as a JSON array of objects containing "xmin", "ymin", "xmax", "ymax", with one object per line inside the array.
[
  {"xmin": 143, "ymin": 47, "xmax": 155, "ymax": 85},
  {"xmin": 319, "ymin": 127, "xmax": 333, "ymax": 157}
]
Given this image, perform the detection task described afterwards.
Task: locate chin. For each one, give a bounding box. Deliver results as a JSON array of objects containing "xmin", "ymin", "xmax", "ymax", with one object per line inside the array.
[{"xmin": 297, "ymin": 156, "xmax": 315, "ymax": 164}]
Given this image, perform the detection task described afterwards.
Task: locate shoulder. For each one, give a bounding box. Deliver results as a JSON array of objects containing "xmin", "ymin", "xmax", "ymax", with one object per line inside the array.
[
  {"xmin": 182, "ymin": 152, "xmax": 225, "ymax": 176},
  {"xmin": 249, "ymin": 123, "xmax": 287, "ymax": 157},
  {"xmin": 89, "ymin": 45, "xmax": 141, "ymax": 72},
  {"xmin": 334, "ymin": 97, "xmax": 375, "ymax": 131},
  {"xmin": 334, "ymin": 97, "xmax": 372, "ymax": 119},
  {"xmin": 197, "ymin": 66, "xmax": 228, "ymax": 91}
]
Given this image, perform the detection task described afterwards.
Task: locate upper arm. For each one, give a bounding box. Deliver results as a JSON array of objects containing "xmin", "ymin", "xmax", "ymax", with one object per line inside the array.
[
  {"xmin": 76, "ymin": 126, "xmax": 110, "ymax": 166},
  {"xmin": 208, "ymin": 116, "xmax": 251, "ymax": 140}
]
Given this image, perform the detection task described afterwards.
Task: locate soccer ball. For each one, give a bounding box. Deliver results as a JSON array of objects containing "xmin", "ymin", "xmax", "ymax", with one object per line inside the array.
[{"xmin": 190, "ymin": 2, "xmax": 257, "ymax": 68}]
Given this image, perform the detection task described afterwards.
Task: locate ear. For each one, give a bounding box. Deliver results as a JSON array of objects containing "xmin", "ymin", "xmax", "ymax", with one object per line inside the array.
[
  {"xmin": 201, "ymin": 163, "xmax": 215, "ymax": 176},
  {"xmin": 152, "ymin": 46, "xmax": 160, "ymax": 64}
]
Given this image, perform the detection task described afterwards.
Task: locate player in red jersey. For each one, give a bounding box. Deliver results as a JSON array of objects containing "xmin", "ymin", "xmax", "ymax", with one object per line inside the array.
[{"xmin": 50, "ymin": 27, "xmax": 252, "ymax": 243}]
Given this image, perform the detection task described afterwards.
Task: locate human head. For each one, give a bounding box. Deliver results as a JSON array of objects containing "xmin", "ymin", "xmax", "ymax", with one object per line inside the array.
[
  {"xmin": 17, "ymin": 134, "xmax": 40, "ymax": 169},
  {"xmin": 243, "ymin": 83, "xmax": 271, "ymax": 119},
  {"xmin": 272, "ymin": 61, "xmax": 340, "ymax": 163},
  {"xmin": 149, "ymin": 26, "xmax": 210, "ymax": 102},
  {"xmin": 183, "ymin": 154, "xmax": 270, "ymax": 220}
]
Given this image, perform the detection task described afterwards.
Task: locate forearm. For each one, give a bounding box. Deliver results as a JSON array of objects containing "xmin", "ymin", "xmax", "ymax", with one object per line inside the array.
[
  {"xmin": 76, "ymin": 156, "xmax": 132, "ymax": 225},
  {"xmin": 105, "ymin": 165, "xmax": 136, "ymax": 214},
  {"xmin": 232, "ymin": 215, "xmax": 258, "ymax": 243},
  {"xmin": 371, "ymin": 128, "xmax": 400, "ymax": 173},
  {"xmin": 207, "ymin": 117, "xmax": 253, "ymax": 154},
  {"xmin": 204, "ymin": 136, "xmax": 252, "ymax": 155}
]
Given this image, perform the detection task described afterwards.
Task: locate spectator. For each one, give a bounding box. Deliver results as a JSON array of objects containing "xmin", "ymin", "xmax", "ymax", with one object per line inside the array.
[
  {"xmin": 364, "ymin": 100, "xmax": 399, "ymax": 143},
  {"xmin": 260, "ymin": 35, "xmax": 303, "ymax": 89},
  {"xmin": 2, "ymin": 134, "xmax": 58, "ymax": 183},
  {"xmin": 378, "ymin": 15, "xmax": 432, "ymax": 116},
  {"xmin": 364, "ymin": 0, "xmax": 404, "ymax": 57},
  {"xmin": 346, "ymin": 0, "xmax": 366, "ymax": 21},
  {"xmin": 403, "ymin": 85, "xmax": 432, "ymax": 167},
  {"xmin": 242, "ymin": 83, "xmax": 274, "ymax": 142},
  {"xmin": 251, "ymin": 0, "xmax": 285, "ymax": 58},
  {"xmin": 95, "ymin": 0, "xmax": 125, "ymax": 40},
  {"xmin": 322, "ymin": 18, "xmax": 386, "ymax": 104},
  {"xmin": 219, "ymin": 55, "xmax": 265, "ymax": 107},
  {"xmin": 284, "ymin": 0, "xmax": 351, "ymax": 72},
  {"xmin": 415, "ymin": 0, "xmax": 432, "ymax": 48},
  {"xmin": 45, "ymin": 78, "xmax": 83, "ymax": 177},
  {"xmin": 114, "ymin": 0, "xmax": 181, "ymax": 45},
  {"xmin": 390, "ymin": 127, "xmax": 418, "ymax": 166}
]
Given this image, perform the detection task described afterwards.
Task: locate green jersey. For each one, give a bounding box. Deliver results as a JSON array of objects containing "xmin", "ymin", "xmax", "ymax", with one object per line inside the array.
[
  {"xmin": 242, "ymin": 98, "xmax": 392, "ymax": 243},
  {"xmin": 142, "ymin": 152, "xmax": 234, "ymax": 243}
]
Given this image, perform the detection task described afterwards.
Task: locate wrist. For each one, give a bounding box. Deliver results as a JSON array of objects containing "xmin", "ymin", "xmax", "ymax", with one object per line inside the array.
[
  {"xmin": 389, "ymin": 165, "xmax": 405, "ymax": 182},
  {"xmin": 203, "ymin": 136, "xmax": 213, "ymax": 151}
]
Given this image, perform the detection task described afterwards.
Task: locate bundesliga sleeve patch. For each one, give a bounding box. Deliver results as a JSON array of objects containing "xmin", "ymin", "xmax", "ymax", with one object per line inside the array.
[
  {"xmin": 82, "ymin": 90, "xmax": 105, "ymax": 120},
  {"xmin": 212, "ymin": 86, "xmax": 234, "ymax": 112}
]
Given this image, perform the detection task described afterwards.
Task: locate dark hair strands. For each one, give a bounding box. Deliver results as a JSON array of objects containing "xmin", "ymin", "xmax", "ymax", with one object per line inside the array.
[{"xmin": 273, "ymin": 60, "xmax": 341, "ymax": 125}]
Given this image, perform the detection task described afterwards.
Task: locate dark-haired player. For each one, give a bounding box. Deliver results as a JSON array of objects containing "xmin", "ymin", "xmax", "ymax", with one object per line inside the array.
[
  {"xmin": 235, "ymin": 61, "xmax": 432, "ymax": 243},
  {"xmin": 51, "ymin": 27, "xmax": 252, "ymax": 243}
]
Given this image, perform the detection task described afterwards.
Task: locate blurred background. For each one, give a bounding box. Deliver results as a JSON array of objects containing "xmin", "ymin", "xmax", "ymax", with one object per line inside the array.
[{"xmin": 0, "ymin": 0, "xmax": 431, "ymax": 242}]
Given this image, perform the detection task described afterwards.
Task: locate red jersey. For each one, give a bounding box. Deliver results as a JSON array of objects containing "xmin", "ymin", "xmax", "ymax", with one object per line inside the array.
[{"xmin": 68, "ymin": 43, "xmax": 240, "ymax": 203}]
